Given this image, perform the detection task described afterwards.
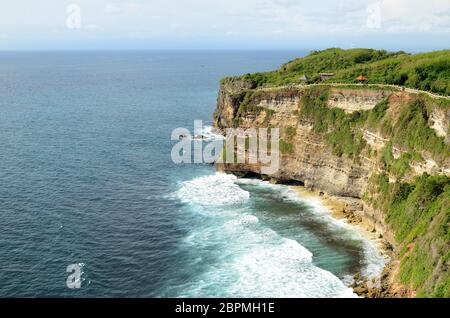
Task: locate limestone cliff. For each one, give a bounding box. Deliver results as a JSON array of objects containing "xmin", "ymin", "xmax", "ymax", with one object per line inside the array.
[
  {"xmin": 214, "ymin": 80, "xmax": 449, "ymax": 195},
  {"xmin": 213, "ymin": 78, "xmax": 450, "ymax": 298}
]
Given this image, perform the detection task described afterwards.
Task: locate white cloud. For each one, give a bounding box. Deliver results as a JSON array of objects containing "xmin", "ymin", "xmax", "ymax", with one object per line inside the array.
[
  {"xmin": 104, "ymin": 4, "xmax": 123, "ymax": 15},
  {"xmin": 104, "ymin": 2, "xmax": 138, "ymax": 16},
  {"xmin": 377, "ymin": 0, "xmax": 450, "ymax": 32},
  {"xmin": 0, "ymin": 0, "xmax": 448, "ymax": 49},
  {"xmin": 85, "ymin": 24, "xmax": 103, "ymax": 31}
]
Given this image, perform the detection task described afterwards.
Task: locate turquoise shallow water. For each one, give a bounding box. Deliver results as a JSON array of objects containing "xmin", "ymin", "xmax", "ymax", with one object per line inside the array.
[{"xmin": 0, "ymin": 51, "xmax": 384, "ymax": 297}]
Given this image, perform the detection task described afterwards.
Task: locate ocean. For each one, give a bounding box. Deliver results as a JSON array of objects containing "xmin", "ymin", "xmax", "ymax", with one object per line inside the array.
[{"xmin": 0, "ymin": 51, "xmax": 385, "ymax": 297}]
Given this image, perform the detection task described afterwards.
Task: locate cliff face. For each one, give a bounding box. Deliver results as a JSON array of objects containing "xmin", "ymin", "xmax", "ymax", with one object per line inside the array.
[
  {"xmin": 328, "ymin": 88, "xmax": 393, "ymax": 113},
  {"xmin": 214, "ymin": 80, "xmax": 449, "ymax": 197},
  {"xmin": 213, "ymin": 79, "xmax": 450, "ymax": 297}
]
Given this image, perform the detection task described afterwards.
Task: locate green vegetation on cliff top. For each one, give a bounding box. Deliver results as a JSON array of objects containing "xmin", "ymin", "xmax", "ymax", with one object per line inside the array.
[{"xmin": 223, "ymin": 48, "xmax": 450, "ymax": 95}]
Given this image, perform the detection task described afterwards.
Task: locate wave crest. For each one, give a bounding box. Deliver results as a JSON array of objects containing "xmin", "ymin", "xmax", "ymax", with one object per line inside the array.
[{"xmin": 177, "ymin": 173, "xmax": 250, "ymax": 206}]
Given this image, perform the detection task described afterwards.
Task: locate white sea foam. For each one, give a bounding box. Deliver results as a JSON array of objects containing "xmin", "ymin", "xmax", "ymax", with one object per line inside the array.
[
  {"xmin": 172, "ymin": 173, "xmax": 386, "ymax": 297},
  {"xmin": 198, "ymin": 125, "xmax": 224, "ymax": 141},
  {"xmin": 235, "ymin": 178, "xmax": 267, "ymax": 186},
  {"xmin": 226, "ymin": 238, "xmax": 357, "ymax": 298},
  {"xmin": 179, "ymin": 213, "xmax": 357, "ymax": 298},
  {"xmin": 235, "ymin": 178, "xmax": 386, "ymax": 280},
  {"xmin": 268, "ymin": 183, "xmax": 388, "ymax": 280},
  {"xmin": 177, "ymin": 173, "xmax": 250, "ymax": 206},
  {"xmin": 224, "ymin": 215, "xmax": 259, "ymax": 228},
  {"xmin": 173, "ymin": 174, "xmax": 359, "ymax": 297}
]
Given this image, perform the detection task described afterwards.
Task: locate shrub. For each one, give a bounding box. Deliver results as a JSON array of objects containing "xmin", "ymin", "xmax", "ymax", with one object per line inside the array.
[{"xmin": 279, "ymin": 139, "xmax": 294, "ymax": 154}]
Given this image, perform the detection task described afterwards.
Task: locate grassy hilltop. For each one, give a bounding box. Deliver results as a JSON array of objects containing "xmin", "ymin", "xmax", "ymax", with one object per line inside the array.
[{"xmin": 225, "ymin": 48, "xmax": 450, "ymax": 95}]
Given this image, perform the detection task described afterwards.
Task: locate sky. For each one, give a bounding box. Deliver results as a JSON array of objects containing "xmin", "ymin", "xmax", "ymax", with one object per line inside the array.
[{"xmin": 0, "ymin": 0, "xmax": 449, "ymax": 51}]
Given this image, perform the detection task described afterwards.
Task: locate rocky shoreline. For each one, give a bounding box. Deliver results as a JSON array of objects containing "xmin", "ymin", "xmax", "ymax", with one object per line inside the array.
[
  {"xmin": 291, "ymin": 185, "xmax": 413, "ymax": 298},
  {"xmin": 217, "ymin": 167, "xmax": 411, "ymax": 297}
]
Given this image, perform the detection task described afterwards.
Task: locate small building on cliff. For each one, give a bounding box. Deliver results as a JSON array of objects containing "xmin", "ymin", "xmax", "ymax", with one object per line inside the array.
[
  {"xmin": 319, "ymin": 73, "xmax": 335, "ymax": 81},
  {"xmin": 357, "ymin": 74, "xmax": 368, "ymax": 83}
]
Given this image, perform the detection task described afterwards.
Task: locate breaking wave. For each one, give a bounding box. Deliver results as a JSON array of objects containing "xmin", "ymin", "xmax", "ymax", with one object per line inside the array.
[
  {"xmin": 177, "ymin": 173, "xmax": 250, "ymax": 206},
  {"xmin": 169, "ymin": 173, "xmax": 385, "ymax": 297}
]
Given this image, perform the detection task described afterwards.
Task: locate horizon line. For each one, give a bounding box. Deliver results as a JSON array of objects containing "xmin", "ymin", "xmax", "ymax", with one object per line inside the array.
[{"xmin": 0, "ymin": 47, "xmax": 442, "ymax": 54}]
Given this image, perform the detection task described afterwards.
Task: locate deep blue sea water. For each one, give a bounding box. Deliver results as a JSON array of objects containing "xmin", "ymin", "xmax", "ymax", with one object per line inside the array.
[{"xmin": 0, "ymin": 51, "xmax": 385, "ymax": 297}]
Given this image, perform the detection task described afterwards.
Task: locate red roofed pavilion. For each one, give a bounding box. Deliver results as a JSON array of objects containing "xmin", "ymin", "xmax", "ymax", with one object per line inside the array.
[{"xmin": 357, "ymin": 74, "xmax": 368, "ymax": 83}]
